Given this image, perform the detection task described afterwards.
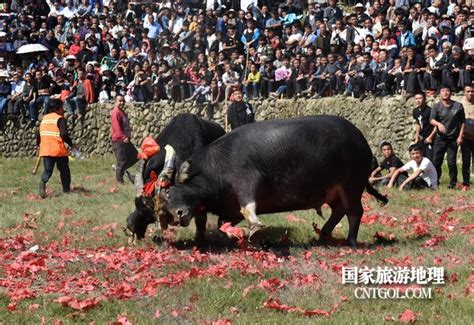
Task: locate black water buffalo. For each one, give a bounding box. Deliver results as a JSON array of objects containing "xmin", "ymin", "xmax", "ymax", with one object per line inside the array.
[
  {"xmin": 126, "ymin": 113, "xmax": 225, "ymax": 241},
  {"xmin": 160, "ymin": 115, "xmax": 388, "ymax": 248}
]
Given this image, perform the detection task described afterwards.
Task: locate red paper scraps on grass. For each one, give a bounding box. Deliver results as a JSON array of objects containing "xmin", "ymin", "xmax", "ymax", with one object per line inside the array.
[
  {"xmin": 398, "ymin": 309, "xmax": 417, "ymax": 323},
  {"xmin": 421, "ymin": 236, "xmax": 446, "ymax": 248},
  {"xmin": 219, "ymin": 223, "xmax": 244, "ymax": 241},
  {"xmin": 54, "ymin": 296, "xmax": 101, "ymax": 310}
]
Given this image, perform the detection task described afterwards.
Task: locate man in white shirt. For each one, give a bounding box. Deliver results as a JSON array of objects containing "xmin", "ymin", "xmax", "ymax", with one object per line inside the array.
[
  {"xmin": 7, "ymin": 73, "xmax": 25, "ymax": 116},
  {"xmin": 62, "ymin": 1, "xmax": 77, "ymax": 20},
  {"xmin": 387, "ymin": 143, "xmax": 438, "ymax": 190},
  {"xmin": 143, "ymin": 6, "xmax": 159, "ymax": 29},
  {"xmin": 222, "ymin": 63, "xmax": 240, "ymax": 100},
  {"xmin": 46, "ymin": 0, "xmax": 65, "ymax": 17}
]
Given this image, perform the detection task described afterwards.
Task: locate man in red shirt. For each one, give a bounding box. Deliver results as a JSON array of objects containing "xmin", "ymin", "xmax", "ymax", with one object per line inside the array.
[{"xmin": 111, "ymin": 95, "xmax": 138, "ymax": 183}]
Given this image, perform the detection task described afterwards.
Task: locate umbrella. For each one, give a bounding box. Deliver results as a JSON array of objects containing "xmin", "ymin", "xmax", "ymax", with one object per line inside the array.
[{"xmin": 16, "ymin": 43, "xmax": 50, "ymax": 54}]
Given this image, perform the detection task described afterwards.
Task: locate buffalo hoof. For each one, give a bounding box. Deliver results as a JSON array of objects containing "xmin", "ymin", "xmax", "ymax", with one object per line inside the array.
[
  {"xmin": 248, "ymin": 224, "xmax": 265, "ymax": 244},
  {"xmin": 195, "ymin": 236, "xmax": 209, "ymax": 248},
  {"xmin": 318, "ymin": 232, "xmax": 332, "ymax": 247},
  {"xmin": 152, "ymin": 234, "xmax": 164, "ymax": 244},
  {"xmin": 347, "ymin": 240, "xmax": 358, "ymax": 250},
  {"xmin": 318, "ymin": 237, "xmax": 330, "ymax": 247},
  {"xmin": 127, "ymin": 234, "xmax": 137, "ymax": 245}
]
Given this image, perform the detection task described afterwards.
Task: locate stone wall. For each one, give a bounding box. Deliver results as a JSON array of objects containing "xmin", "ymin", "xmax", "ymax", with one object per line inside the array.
[{"xmin": 1, "ymin": 95, "xmax": 437, "ymax": 161}]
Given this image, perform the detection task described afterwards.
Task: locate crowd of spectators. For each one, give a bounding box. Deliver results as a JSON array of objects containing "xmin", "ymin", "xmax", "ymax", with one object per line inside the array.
[{"xmin": 1, "ymin": 0, "xmax": 474, "ymax": 130}]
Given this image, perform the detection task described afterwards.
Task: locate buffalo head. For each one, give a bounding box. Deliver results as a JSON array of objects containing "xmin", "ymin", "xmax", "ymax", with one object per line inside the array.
[
  {"xmin": 125, "ymin": 146, "xmax": 178, "ymax": 242},
  {"xmin": 160, "ymin": 161, "xmax": 206, "ymax": 227},
  {"xmin": 126, "ymin": 196, "xmax": 156, "ymax": 240}
]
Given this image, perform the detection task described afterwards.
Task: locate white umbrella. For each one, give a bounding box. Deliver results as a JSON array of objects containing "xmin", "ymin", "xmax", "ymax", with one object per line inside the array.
[{"xmin": 16, "ymin": 43, "xmax": 50, "ymax": 54}]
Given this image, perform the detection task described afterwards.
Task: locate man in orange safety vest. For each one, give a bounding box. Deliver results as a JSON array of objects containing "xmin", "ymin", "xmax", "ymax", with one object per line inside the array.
[{"xmin": 37, "ymin": 99, "xmax": 75, "ymax": 198}]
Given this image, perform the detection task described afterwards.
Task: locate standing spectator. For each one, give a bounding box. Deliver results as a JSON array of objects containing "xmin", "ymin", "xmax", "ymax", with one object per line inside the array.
[
  {"xmin": 460, "ymin": 85, "xmax": 474, "ymax": 191},
  {"xmin": 227, "ymin": 88, "xmax": 255, "ymax": 130},
  {"xmin": 430, "ymin": 86, "xmax": 466, "ymax": 188},
  {"xmin": 37, "ymin": 99, "xmax": 74, "ymax": 199},
  {"xmin": 110, "ymin": 95, "xmax": 138, "ymax": 184},
  {"xmin": 413, "ymin": 92, "xmax": 436, "ymax": 162}
]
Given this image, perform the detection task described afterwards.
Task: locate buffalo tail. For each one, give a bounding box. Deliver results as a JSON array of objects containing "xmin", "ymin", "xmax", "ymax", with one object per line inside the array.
[{"xmin": 365, "ymin": 183, "xmax": 388, "ymax": 206}]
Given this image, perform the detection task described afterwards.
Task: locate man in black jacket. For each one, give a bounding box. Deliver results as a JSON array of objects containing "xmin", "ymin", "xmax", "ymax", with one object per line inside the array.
[
  {"xmin": 227, "ymin": 89, "xmax": 255, "ymax": 130},
  {"xmin": 430, "ymin": 86, "xmax": 466, "ymax": 188},
  {"xmin": 413, "ymin": 93, "xmax": 436, "ymax": 161}
]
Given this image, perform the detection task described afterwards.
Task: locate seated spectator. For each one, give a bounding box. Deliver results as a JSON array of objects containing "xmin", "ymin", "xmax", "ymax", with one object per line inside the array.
[
  {"xmin": 17, "ymin": 73, "xmax": 35, "ymax": 120},
  {"xmin": 31, "ymin": 70, "xmax": 55, "ymax": 125},
  {"xmin": 187, "ymin": 78, "xmax": 210, "ymax": 106},
  {"xmin": 270, "ymin": 56, "xmax": 292, "ymax": 98},
  {"xmin": 0, "ymin": 72, "xmax": 11, "ymax": 130},
  {"xmin": 370, "ymin": 141, "xmax": 407, "ymax": 187},
  {"xmin": 222, "ymin": 63, "xmax": 240, "ymax": 100},
  {"xmin": 6, "ymin": 73, "xmax": 25, "ymax": 118},
  {"xmin": 387, "ymin": 144, "xmax": 438, "ymax": 190},
  {"xmin": 260, "ymin": 60, "xmax": 275, "ymax": 98},
  {"xmin": 243, "ymin": 63, "xmax": 261, "ymax": 100},
  {"xmin": 132, "ymin": 70, "xmax": 153, "ymax": 103},
  {"xmin": 65, "ymin": 68, "xmax": 94, "ymax": 118}
]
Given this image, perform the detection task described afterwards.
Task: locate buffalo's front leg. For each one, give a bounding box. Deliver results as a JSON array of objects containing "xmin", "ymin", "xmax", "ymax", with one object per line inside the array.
[
  {"xmin": 346, "ymin": 201, "xmax": 363, "ymax": 249},
  {"xmin": 320, "ymin": 199, "xmax": 345, "ymax": 245},
  {"xmin": 194, "ymin": 213, "xmax": 208, "ymax": 247},
  {"xmin": 240, "ymin": 202, "xmax": 264, "ymax": 243}
]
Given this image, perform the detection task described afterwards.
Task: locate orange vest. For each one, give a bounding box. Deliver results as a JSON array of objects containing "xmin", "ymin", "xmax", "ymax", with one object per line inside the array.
[{"xmin": 39, "ymin": 113, "xmax": 68, "ymax": 157}]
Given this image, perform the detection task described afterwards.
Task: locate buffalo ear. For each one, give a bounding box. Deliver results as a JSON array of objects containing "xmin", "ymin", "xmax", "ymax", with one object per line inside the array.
[
  {"xmin": 135, "ymin": 196, "xmax": 145, "ymax": 210},
  {"xmin": 135, "ymin": 196, "xmax": 154, "ymax": 212},
  {"xmin": 176, "ymin": 161, "xmax": 191, "ymax": 184}
]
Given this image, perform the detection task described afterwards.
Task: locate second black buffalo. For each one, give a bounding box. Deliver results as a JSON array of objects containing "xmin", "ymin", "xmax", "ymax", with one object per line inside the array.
[{"xmin": 126, "ymin": 113, "xmax": 225, "ymax": 241}]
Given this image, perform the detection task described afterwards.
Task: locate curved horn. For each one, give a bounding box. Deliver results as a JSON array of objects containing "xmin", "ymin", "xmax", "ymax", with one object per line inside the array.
[
  {"xmin": 135, "ymin": 159, "xmax": 145, "ymax": 197},
  {"xmin": 163, "ymin": 145, "xmax": 176, "ymax": 175},
  {"xmin": 154, "ymin": 145, "xmax": 176, "ymax": 196}
]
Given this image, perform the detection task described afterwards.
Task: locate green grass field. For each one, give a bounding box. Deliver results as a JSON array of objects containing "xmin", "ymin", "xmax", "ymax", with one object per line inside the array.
[{"xmin": 0, "ymin": 156, "xmax": 473, "ymax": 324}]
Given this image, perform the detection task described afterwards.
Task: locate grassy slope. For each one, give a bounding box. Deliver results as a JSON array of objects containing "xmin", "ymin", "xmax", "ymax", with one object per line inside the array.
[{"xmin": 0, "ymin": 156, "xmax": 473, "ymax": 324}]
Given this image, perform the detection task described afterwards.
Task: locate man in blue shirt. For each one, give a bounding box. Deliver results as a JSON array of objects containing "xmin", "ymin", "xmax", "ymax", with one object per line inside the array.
[{"xmin": 397, "ymin": 21, "xmax": 416, "ymax": 48}]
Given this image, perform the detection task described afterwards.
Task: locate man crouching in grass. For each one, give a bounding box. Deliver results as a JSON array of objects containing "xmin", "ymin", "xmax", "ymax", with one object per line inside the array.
[{"xmin": 387, "ymin": 144, "xmax": 438, "ymax": 190}]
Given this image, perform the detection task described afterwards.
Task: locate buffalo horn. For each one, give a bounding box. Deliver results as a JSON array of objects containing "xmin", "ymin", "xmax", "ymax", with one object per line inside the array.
[
  {"xmin": 163, "ymin": 145, "xmax": 177, "ymax": 176},
  {"xmin": 135, "ymin": 159, "xmax": 145, "ymax": 197}
]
